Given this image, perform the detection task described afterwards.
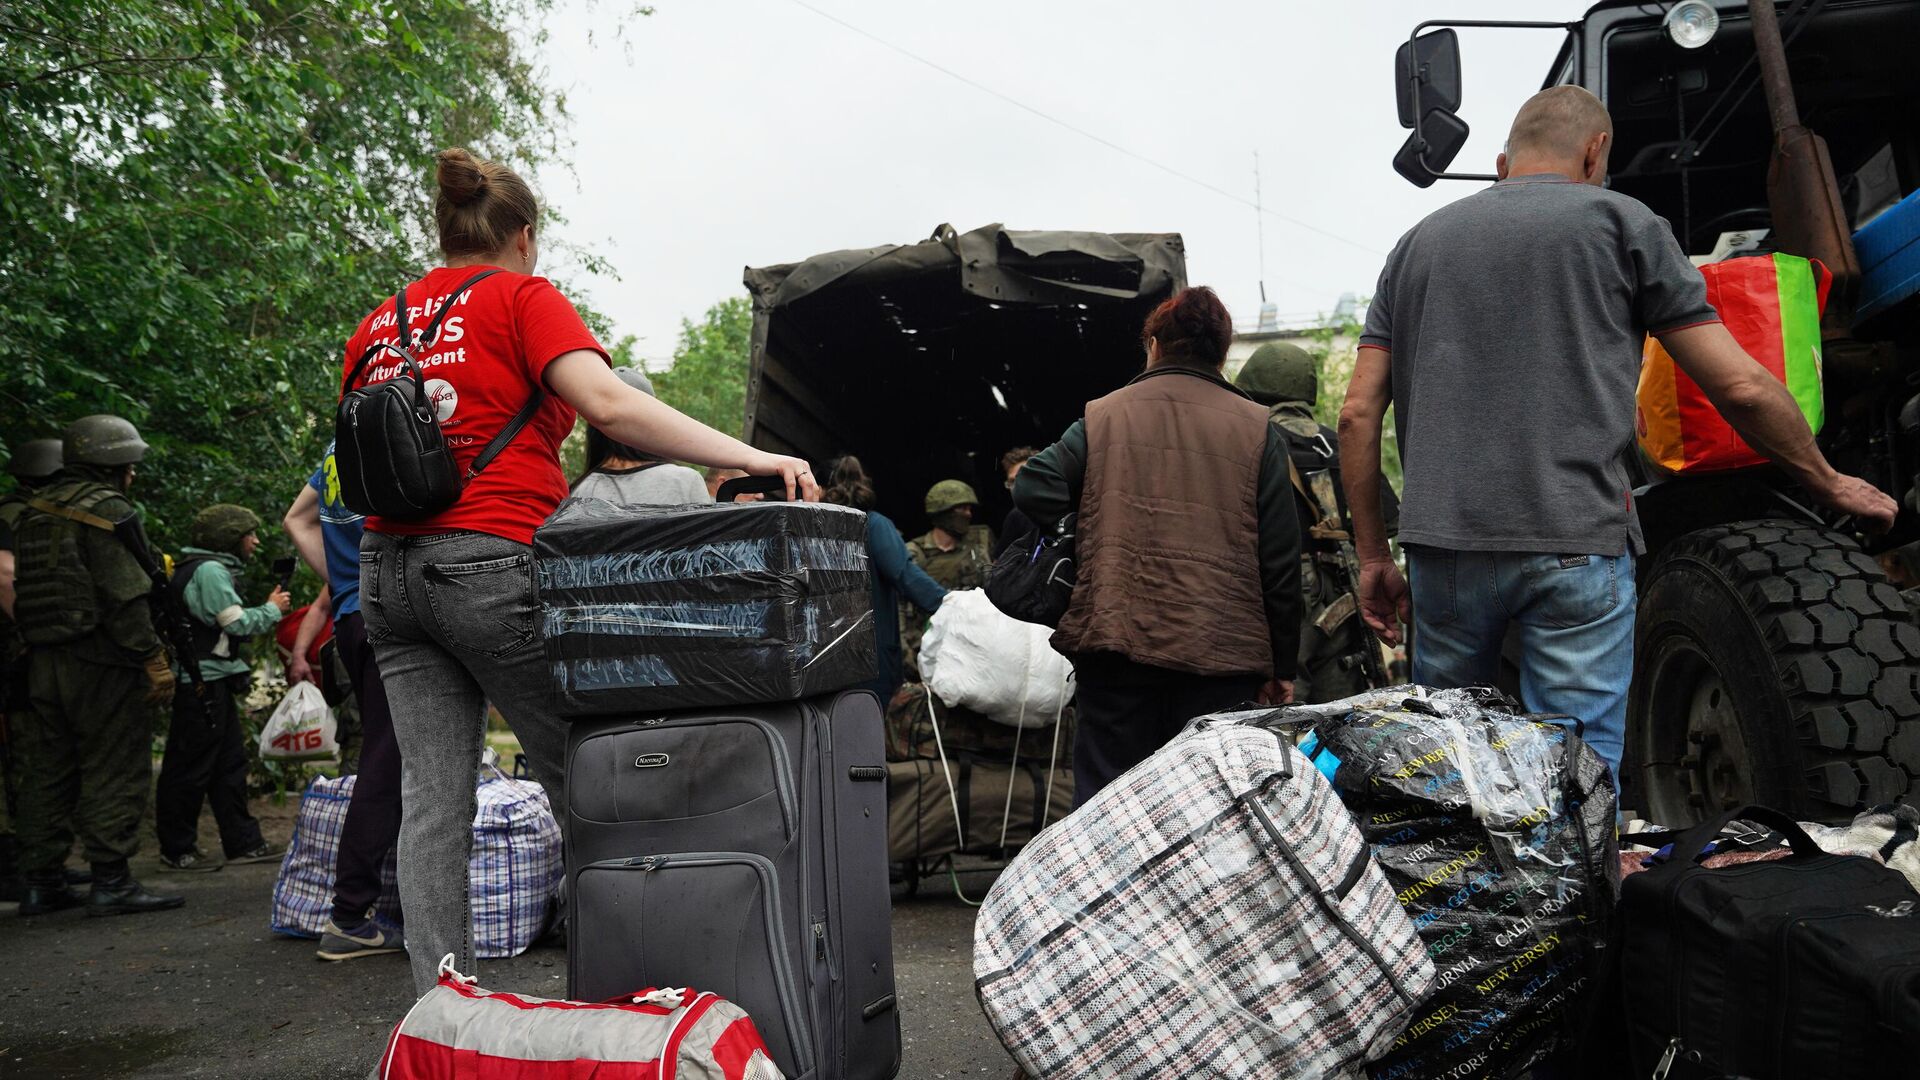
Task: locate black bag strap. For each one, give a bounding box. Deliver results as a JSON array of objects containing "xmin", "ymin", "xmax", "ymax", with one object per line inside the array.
[
  {"xmin": 342, "ymin": 270, "xmax": 503, "ymax": 392},
  {"xmin": 466, "ymin": 386, "xmax": 546, "ymax": 481},
  {"xmin": 1652, "ymin": 804, "xmax": 1824, "ymax": 871}
]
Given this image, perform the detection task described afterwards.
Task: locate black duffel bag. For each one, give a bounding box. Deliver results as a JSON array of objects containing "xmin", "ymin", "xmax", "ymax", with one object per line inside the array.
[
  {"xmin": 984, "ymin": 512, "xmax": 1075, "ymax": 628},
  {"xmin": 1590, "ymin": 803, "xmax": 1920, "ymax": 1079}
]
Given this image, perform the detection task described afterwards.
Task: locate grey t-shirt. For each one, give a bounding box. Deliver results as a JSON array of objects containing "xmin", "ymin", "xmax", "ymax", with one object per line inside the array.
[
  {"xmin": 572, "ymin": 463, "xmax": 711, "ymax": 506},
  {"xmin": 1361, "ymin": 174, "xmax": 1718, "ymax": 555}
]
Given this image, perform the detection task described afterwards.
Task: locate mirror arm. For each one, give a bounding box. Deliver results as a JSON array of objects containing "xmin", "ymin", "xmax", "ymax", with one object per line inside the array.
[{"xmin": 1405, "ymin": 19, "xmax": 1579, "ymax": 182}]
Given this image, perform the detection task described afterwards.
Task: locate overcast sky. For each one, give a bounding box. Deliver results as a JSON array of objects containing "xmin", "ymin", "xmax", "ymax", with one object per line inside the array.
[{"xmin": 529, "ymin": 0, "xmax": 1595, "ymax": 365}]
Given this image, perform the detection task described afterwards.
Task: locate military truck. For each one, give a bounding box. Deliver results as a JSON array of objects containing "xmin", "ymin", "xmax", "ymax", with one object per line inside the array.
[
  {"xmin": 1390, "ymin": 0, "xmax": 1920, "ymax": 823},
  {"xmin": 740, "ymin": 223, "xmax": 1186, "ymax": 530}
]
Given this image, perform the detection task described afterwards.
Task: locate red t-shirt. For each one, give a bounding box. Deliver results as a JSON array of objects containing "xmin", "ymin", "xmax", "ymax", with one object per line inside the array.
[{"xmin": 342, "ymin": 266, "xmax": 607, "ymax": 544}]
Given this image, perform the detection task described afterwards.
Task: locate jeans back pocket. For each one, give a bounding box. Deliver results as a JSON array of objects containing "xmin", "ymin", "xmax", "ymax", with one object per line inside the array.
[
  {"xmin": 422, "ymin": 552, "xmax": 537, "ymax": 659},
  {"xmin": 1522, "ymin": 554, "xmax": 1620, "ymax": 630}
]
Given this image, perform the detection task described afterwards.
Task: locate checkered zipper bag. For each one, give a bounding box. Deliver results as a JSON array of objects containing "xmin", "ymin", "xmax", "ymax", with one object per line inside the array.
[
  {"xmin": 973, "ymin": 722, "xmax": 1435, "ymax": 1079},
  {"xmin": 271, "ymin": 766, "xmax": 562, "ymax": 958},
  {"xmin": 270, "ymin": 773, "xmax": 403, "ymax": 938}
]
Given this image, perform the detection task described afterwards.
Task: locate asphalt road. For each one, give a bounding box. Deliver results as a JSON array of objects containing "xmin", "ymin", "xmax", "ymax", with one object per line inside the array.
[{"xmin": 0, "ymin": 801, "xmax": 1016, "ymax": 1079}]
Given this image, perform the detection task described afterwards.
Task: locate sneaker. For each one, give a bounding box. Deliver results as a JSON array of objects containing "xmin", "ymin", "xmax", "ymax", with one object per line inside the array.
[
  {"xmin": 225, "ymin": 842, "xmax": 284, "ymax": 866},
  {"xmin": 158, "ymin": 850, "xmax": 221, "ymax": 873},
  {"xmin": 316, "ymin": 918, "xmax": 404, "ymax": 961}
]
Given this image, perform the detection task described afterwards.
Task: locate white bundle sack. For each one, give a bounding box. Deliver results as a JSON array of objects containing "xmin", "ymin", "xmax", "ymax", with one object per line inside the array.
[
  {"xmin": 920, "ymin": 589, "xmax": 1073, "ymax": 729},
  {"xmin": 259, "ymin": 680, "xmax": 338, "ymax": 762}
]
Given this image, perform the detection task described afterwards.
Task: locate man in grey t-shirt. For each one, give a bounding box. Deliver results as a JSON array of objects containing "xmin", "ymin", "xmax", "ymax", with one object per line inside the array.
[{"xmin": 1339, "ymin": 86, "xmax": 1893, "ymax": 775}]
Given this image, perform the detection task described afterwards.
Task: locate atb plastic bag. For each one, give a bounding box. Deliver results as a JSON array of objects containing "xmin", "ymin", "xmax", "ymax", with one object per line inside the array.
[{"xmin": 259, "ymin": 680, "xmax": 338, "ymax": 762}]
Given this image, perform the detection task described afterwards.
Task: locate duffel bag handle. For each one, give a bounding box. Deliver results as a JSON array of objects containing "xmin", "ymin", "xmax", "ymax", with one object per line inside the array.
[{"xmin": 1654, "ymin": 804, "xmax": 1823, "ymax": 870}]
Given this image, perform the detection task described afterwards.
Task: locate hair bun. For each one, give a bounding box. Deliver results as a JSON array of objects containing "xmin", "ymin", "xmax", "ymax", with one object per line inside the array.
[{"xmin": 435, "ymin": 147, "xmax": 489, "ymax": 208}]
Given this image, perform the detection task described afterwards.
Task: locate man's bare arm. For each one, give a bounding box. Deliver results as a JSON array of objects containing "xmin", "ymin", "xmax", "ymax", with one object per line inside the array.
[
  {"xmin": 283, "ymin": 485, "xmax": 328, "ymax": 586},
  {"xmin": 1338, "ymin": 345, "xmax": 1412, "ymax": 642},
  {"xmin": 1659, "ymin": 322, "xmax": 1896, "ymax": 529},
  {"xmin": 0, "ymin": 549, "xmax": 14, "ymax": 620},
  {"xmin": 1339, "ymin": 346, "xmax": 1396, "ymax": 562}
]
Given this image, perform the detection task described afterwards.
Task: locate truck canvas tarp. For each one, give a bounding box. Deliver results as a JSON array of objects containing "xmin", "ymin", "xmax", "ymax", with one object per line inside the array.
[{"xmin": 742, "ymin": 223, "xmax": 1186, "ymax": 529}]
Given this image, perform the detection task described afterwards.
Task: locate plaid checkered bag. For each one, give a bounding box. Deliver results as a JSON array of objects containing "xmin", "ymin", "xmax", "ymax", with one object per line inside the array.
[
  {"xmin": 271, "ymin": 765, "xmax": 562, "ymax": 958},
  {"xmin": 469, "ymin": 763, "xmax": 564, "ymax": 958},
  {"xmin": 973, "ymin": 721, "xmax": 1435, "ymax": 1079},
  {"xmin": 271, "ymin": 774, "xmax": 402, "ymax": 938}
]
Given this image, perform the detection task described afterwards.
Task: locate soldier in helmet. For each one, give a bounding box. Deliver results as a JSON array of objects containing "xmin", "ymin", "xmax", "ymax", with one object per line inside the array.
[
  {"xmin": 153, "ymin": 504, "xmax": 289, "ymax": 872},
  {"xmin": 10, "ymin": 415, "xmax": 184, "ymax": 915},
  {"xmin": 0, "ymin": 439, "xmax": 66, "ymax": 901},
  {"xmin": 900, "ymin": 480, "xmax": 995, "ymax": 670},
  {"xmin": 1236, "ymin": 342, "xmax": 1400, "ymax": 703}
]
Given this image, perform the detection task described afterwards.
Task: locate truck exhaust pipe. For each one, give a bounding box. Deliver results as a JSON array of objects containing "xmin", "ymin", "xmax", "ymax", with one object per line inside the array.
[{"xmin": 1750, "ymin": 0, "xmax": 1862, "ymax": 330}]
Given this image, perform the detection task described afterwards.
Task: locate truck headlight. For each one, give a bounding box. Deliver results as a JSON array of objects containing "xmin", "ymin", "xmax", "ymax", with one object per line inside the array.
[{"xmin": 1664, "ymin": 0, "xmax": 1721, "ymax": 49}]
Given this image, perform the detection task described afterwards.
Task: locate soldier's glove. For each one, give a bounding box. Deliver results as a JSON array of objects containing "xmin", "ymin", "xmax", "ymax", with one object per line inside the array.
[{"xmin": 143, "ymin": 651, "xmax": 177, "ymax": 706}]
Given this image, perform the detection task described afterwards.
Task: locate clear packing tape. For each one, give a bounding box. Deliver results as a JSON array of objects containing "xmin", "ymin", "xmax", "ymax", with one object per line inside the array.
[
  {"xmin": 534, "ymin": 498, "xmax": 877, "ymax": 714},
  {"xmin": 1198, "ymin": 686, "xmax": 1620, "ymax": 1080}
]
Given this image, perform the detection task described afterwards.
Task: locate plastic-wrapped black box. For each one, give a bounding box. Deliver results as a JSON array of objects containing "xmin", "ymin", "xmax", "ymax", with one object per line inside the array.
[{"xmin": 535, "ymin": 497, "xmax": 876, "ymax": 715}]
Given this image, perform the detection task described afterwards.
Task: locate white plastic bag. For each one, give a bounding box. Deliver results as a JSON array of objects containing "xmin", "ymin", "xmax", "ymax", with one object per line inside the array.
[
  {"xmin": 920, "ymin": 589, "xmax": 1073, "ymax": 729},
  {"xmin": 259, "ymin": 681, "xmax": 338, "ymax": 762}
]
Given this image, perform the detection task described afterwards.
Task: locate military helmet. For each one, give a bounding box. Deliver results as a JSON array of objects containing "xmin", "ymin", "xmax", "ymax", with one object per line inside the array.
[
  {"xmin": 63, "ymin": 414, "xmax": 150, "ymax": 467},
  {"xmin": 614, "ymin": 366, "xmax": 656, "ymax": 398},
  {"xmin": 924, "ymin": 479, "xmax": 980, "ymax": 514},
  {"xmin": 7, "ymin": 438, "xmax": 64, "ymax": 480},
  {"xmin": 191, "ymin": 504, "xmax": 261, "ymax": 555},
  {"xmin": 1235, "ymin": 342, "xmax": 1318, "ymax": 407}
]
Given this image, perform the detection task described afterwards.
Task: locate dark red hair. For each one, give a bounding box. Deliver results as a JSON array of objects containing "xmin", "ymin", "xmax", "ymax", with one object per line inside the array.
[{"xmin": 1141, "ymin": 286, "xmax": 1233, "ymax": 369}]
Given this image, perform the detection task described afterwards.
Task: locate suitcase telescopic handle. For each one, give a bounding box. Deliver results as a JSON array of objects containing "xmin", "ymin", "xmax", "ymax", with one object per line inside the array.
[
  {"xmin": 1656, "ymin": 803, "xmax": 1824, "ymax": 870},
  {"xmin": 715, "ymin": 474, "xmax": 794, "ymax": 503}
]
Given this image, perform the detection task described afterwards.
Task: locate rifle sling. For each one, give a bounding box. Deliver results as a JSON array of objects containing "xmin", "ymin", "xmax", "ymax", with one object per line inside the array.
[{"xmin": 26, "ymin": 497, "xmax": 120, "ymax": 533}]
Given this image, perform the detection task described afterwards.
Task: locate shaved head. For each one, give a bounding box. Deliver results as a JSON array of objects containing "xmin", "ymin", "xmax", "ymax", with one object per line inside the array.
[{"xmin": 1506, "ymin": 85, "xmax": 1612, "ymax": 160}]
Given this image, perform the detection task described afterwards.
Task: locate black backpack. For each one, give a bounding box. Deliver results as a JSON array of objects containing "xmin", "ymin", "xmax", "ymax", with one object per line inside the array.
[
  {"xmin": 984, "ymin": 512, "xmax": 1076, "ymax": 628},
  {"xmin": 1588, "ymin": 803, "xmax": 1920, "ymax": 1079},
  {"xmin": 334, "ymin": 270, "xmax": 545, "ymax": 519}
]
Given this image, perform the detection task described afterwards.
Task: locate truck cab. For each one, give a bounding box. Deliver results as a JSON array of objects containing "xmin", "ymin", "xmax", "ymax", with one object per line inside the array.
[{"xmin": 1391, "ymin": 1, "xmax": 1920, "ymax": 823}]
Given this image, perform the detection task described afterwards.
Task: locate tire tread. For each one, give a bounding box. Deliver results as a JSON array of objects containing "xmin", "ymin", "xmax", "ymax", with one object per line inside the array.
[{"xmin": 1659, "ymin": 520, "xmax": 1920, "ymax": 818}]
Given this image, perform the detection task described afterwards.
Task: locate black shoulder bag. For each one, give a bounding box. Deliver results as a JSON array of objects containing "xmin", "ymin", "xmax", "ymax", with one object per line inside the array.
[
  {"xmin": 985, "ymin": 511, "xmax": 1076, "ymax": 628},
  {"xmin": 334, "ymin": 270, "xmax": 547, "ymax": 519}
]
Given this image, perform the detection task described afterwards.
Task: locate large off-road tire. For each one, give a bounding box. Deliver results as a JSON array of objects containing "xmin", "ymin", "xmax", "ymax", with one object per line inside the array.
[{"xmin": 1629, "ymin": 520, "xmax": 1920, "ymax": 825}]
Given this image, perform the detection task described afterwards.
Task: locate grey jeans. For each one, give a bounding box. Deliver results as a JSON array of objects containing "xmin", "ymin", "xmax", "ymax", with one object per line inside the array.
[{"xmin": 359, "ymin": 529, "xmax": 567, "ymax": 996}]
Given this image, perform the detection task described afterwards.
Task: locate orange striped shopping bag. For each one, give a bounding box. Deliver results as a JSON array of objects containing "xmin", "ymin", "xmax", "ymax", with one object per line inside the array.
[{"xmin": 1637, "ymin": 253, "xmax": 1830, "ymax": 473}]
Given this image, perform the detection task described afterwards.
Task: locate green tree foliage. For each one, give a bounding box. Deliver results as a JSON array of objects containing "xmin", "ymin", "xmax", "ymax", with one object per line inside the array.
[
  {"xmin": 650, "ymin": 297, "xmax": 752, "ymax": 439},
  {"xmin": 0, "ymin": 0, "xmax": 617, "ymax": 559}
]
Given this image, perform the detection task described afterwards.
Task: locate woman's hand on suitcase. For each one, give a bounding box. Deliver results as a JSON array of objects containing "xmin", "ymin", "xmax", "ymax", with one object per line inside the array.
[{"xmin": 744, "ymin": 451, "xmax": 820, "ymax": 502}]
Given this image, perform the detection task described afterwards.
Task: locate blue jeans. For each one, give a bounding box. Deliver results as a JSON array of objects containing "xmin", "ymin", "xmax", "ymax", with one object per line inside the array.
[{"xmin": 1406, "ymin": 547, "xmax": 1636, "ymax": 779}]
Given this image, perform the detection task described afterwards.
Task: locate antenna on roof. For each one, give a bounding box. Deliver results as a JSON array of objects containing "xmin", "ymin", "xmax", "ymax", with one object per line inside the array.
[{"xmin": 1254, "ymin": 150, "xmax": 1278, "ymax": 332}]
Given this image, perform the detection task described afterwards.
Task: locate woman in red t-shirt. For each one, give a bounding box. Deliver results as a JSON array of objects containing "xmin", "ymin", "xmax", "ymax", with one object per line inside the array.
[{"xmin": 349, "ymin": 148, "xmax": 817, "ymax": 997}]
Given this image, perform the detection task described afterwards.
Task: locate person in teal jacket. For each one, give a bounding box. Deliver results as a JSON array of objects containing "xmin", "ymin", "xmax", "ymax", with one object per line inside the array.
[{"xmin": 154, "ymin": 504, "xmax": 291, "ymax": 872}]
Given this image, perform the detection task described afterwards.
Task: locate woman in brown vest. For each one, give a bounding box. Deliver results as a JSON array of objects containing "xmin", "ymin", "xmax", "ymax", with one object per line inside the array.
[{"xmin": 1015, "ymin": 286, "xmax": 1302, "ymax": 805}]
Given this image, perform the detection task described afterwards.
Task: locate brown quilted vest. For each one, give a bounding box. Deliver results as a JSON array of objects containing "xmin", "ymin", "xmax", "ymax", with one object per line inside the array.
[{"xmin": 1053, "ymin": 366, "xmax": 1274, "ymax": 677}]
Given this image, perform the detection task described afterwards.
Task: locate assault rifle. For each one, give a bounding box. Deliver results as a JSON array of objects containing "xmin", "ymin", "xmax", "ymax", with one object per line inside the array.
[{"xmin": 116, "ymin": 516, "xmax": 212, "ymax": 726}]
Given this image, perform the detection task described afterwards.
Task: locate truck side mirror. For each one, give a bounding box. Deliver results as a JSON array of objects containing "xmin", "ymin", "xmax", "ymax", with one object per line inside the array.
[
  {"xmin": 1393, "ymin": 110, "xmax": 1472, "ymax": 188},
  {"xmin": 1396, "ymin": 28, "xmax": 1462, "ymax": 129}
]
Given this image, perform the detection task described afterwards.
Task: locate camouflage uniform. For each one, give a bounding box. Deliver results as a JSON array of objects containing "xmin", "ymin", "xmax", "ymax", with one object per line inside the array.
[
  {"xmin": 900, "ymin": 480, "xmax": 995, "ymax": 673},
  {"xmin": 1, "ymin": 440, "xmax": 66, "ymax": 889},
  {"xmin": 1237, "ymin": 343, "xmax": 1397, "ymax": 704},
  {"xmin": 11, "ymin": 416, "xmax": 181, "ymax": 914}
]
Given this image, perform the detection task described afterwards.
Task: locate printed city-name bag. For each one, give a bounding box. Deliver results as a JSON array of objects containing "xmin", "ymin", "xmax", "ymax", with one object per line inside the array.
[{"xmin": 334, "ymin": 269, "xmax": 544, "ymax": 520}]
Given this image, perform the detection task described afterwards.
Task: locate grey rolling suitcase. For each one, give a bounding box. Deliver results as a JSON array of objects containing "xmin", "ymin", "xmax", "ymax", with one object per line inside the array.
[{"xmin": 565, "ymin": 688, "xmax": 901, "ymax": 1080}]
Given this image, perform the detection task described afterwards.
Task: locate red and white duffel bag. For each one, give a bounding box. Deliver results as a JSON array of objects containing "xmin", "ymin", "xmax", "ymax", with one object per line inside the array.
[{"xmin": 381, "ymin": 955, "xmax": 786, "ymax": 1080}]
